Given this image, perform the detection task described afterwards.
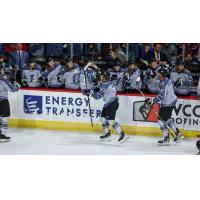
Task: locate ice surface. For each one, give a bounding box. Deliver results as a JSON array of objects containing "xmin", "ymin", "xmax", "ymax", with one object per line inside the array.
[{"xmin": 0, "ymin": 128, "xmax": 198, "ymax": 155}]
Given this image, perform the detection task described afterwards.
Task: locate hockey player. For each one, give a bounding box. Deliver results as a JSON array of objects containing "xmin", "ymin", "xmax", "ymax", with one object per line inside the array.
[
  {"xmin": 145, "ymin": 67, "xmax": 184, "ymax": 144},
  {"xmin": 21, "ymin": 59, "xmax": 43, "ymax": 88},
  {"xmin": 85, "ymin": 70, "xmax": 128, "ymax": 143},
  {"xmin": 108, "ymin": 61, "xmax": 127, "ymax": 92},
  {"xmin": 143, "ymin": 59, "xmax": 160, "ymax": 93},
  {"xmin": 170, "ymin": 60, "xmax": 193, "ymax": 95},
  {"xmin": 123, "ymin": 61, "xmax": 141, "ymax": 92},
  {"xmin": 43, "ymin": 58, "xmax": 63, "ymax": 88},
  {"xmin": 0, "ymin": 65, "xmax": 20, "ymax": 142},
  {"xmin": 58, "ymin": 58, "xmax": 80, "ymax": 90},
  {"xmin": 79, "ymin": 60, "xmax": 99, "ymax": 93}
]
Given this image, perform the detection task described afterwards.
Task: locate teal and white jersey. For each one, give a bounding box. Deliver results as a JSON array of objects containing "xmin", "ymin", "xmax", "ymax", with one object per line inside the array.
[
  {"xmin": 0, "ymin": 75, "xmax": 19, "ymax": 100},
  {"xmin": 153, "ymin": 77, "xmax": 177, "ymax": 107},
  {"xmin": 92, "ymin": 81, "xmax": 118, "ymax": 107},
  {"xmin": 62, "ymin": 65, "xmax": 80, "ymax": 89},
  {"xmin": 22, "ymin": 68, "xmax": 43, "ymax": 87},
  {"xmin": 124, "ymin": 68, "xmax": 141, "ymax": 90},
  {"xmin": 108, "ymin": 69, "xmax": 127, "ymax": 92},
  {"xmin": 79, "ymin": 68, "xmax": 96, "ymax": 90},
  {"xmin": 143, "ymin": 68, "xmax": 160, "ymax": 93},
  {"xmin": 45, "ymin": 64, "xmax": 63, "ymax": 88},
  {"xmin": 170, "ymin": 68, "xmax": 193, "ymax": 95}
]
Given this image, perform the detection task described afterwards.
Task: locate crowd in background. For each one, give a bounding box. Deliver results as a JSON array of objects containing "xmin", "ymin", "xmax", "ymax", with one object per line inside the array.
[{"xmin": 0, "ymin": 43, "xmax": 200, "ymax": 97}]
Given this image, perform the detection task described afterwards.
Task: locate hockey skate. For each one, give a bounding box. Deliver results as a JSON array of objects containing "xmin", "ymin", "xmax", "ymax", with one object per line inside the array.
[
  {"xmin": 118, "ymin": 131, "xmax": 129, "ymax": 144},
  {"xmin": 0, "ymin": 132, "xmax": 10, "ymax": 143},
  {"xmin": 100, "ymin": 131, "xmax": 111, "ymax": 141},
  {"xmin": 158, "ymin": 135, "xmax": 170, "ymax": 145},
  {"xmin": 173, "ymin": 131, "xmax": 184, "ymax": 143}
]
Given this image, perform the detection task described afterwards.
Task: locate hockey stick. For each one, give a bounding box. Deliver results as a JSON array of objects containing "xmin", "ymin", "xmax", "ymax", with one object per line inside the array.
[
  {"xmin": 138, "ymin": 88, "xmax": 175, "ymax": 138},
  {"xmin": 84, "ymin": 70, "xmax": 93, "ymax": 127},
  {"xmin": 9, "ymin": 64, "xmax": 18, "ymax": 82}
]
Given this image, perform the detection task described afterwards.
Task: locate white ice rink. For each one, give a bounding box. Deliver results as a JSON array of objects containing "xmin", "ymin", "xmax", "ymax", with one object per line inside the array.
[{"xmin": 0, "ymin": 128, "xmax": 198, "ymax": 155}]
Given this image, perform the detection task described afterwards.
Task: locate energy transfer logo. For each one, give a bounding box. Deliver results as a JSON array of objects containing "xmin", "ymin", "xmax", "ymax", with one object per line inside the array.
[
  {"xmin": 24, "ymin": 95, "xmax": 43, "ymax": 114},
  {"xmin": 133, "ymin": 100, "xmax": 159, "ymax": 122}
]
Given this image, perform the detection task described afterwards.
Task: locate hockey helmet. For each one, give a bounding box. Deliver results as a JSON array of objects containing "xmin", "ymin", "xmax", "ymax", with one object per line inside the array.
[
  {"xmin": 157, "ymin": 67, "xmax": 168, "ymax": 77},
  {"xmin": 176, "ymin": 59, "xmax": 185, "ymax": 66}
]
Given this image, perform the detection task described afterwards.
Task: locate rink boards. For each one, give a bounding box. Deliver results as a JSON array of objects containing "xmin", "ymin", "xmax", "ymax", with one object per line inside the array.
[{"xmin": 8, "ymin": 88, "xmax": 200, "ymax": 138}]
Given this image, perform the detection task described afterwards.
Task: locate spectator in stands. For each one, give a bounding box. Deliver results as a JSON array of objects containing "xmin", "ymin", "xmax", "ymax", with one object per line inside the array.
[
  {"xmin": 21, "ymin": 59, "xmax": 43, "ymax": 88},
  {"xmin": 170, "ymin": 60, "xmax": 193, "ymax": 95},
  {"xmin": 123, "ymin": 60, "xmax": 141, "ymax": 92},
  {"xmin": 161, "ymin": 44, "xmax": 179, "ymax": 65},
  {"xmin": 185, "ymin": 52, "xmax": 200, "ymax": 67},
  {"xmin": 139, "ymin": 43, "xmax": 153, "ymax": 61},
  {"xmin": 29, "ymin": 43, "xmax": 45, "ymax": 59},
  {"xmin": 85, "ymin": 43, "xmax": 99, "ymax": 59},
  {"xmin": 46, "ymin": 43, "xmax": 65, "ymax": 59},
  {"xmin": 43, "ymin": 57, "xmax": 63, "ymax": 88},
  {"xmin": 103, "ymin": 44, "xmax": 127, "ymax": 65},
  {"xmin": 146, "ymin": 43, "xmax": 169, "ymax": 65},
  {"xmin": 129, "ymin": 43, "xmax": 141, "ymax": 63},
  {"xmin": 107, "ymin": 61, "xmax": 127, "ymax": 92},
  {"xmin": 0, "ymin": 44, "xmax": 4, "ymax": 55},
  {"xmin": 71, "ymin": 43, "xmax": 84, "ymax": 59},
  {"xmin": 5, "ymin": 43, "xmax": 28, "ymax": 55},
  {"xmin": 143, "ymin": 58, "xmax": 160, "ymax": 93},
  {"xmin": 138, "ymin": 43, "xmax": 153, "ymax": 69},
  {"xmin": 103, "ymin": 49, "xmax": 120, "ymax": 67},
  {"xmin": 185, "ymin": 43, "xmax": 199, "ymax": 57},
  {"xmin": 101, "ymin": 43, "xmax": 112, "ymax": 58},
  {"xmin": 115, "ymin": 45, "xmax": 127, "ymax": 64}
]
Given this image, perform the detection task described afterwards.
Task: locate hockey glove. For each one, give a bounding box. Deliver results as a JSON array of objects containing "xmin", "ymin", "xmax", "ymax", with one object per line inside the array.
[
  {"xmin": 125, "ymin": 82, "xmax": 131, "ymax": 87},
  {"xmin": 174, "ymin": 78, "xmax": 182, "ymax": 87},
  {"xmin": 93, "ymin": 87, "xmax": 100, "ymax": 93},
  {"xmin": 111, "ymin": 74, "xmax": 118, "ymax": 81},
  {"xmin": 144, "ymin": 98, "xmax": 152, "ymax": 106},
  {"xmin": 57, "ymin": 75, "xmax": 62, "ymax": 82},
  {"xmin": 136, "ymin": 76, "xmax": 141, "ymax": 90},
  {"xmin": 83, "ymin": 89, "xmax": 91, "ymax": 96},
  {"xmin": 124, "ymin": 72, "xmax": 130, "ymax": 81},
  {"xmin": 14, "ymin": 82, "xmax": 21, "ymax": 91},
  {"xmin": 147, "ymin": 71, "xmax": 156, "ymax": 79},
  {"xmin": 91, "ymin": 78, "xmax": 98, "ymax": 86},
  {"xmin": 38, "ymin": 76, "xmax": 44, "ymax": 82},
  {"xmin": 95, "ymin": 68, "xmax": 101, "ymax": 76},
  {"xmin": 21, "ymin": 79, "xmax": 28, "ymax": 87},
  {"xmin": 44, "ymin": 77, "xmax": 48, "ymax": 83}
]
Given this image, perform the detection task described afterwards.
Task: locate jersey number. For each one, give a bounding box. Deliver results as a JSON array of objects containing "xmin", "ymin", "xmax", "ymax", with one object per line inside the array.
[{"xmin": 29, "ymin": 74, "xmax": 34, "ymax": 82}]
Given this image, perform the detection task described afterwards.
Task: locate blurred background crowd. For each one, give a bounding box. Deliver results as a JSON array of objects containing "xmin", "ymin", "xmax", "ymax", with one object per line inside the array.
[{"xmin": 0, "ymin": 43, "xmax": 200, "ymax": 96}]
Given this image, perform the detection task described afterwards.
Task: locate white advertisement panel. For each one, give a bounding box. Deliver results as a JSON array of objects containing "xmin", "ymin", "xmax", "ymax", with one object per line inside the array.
[{"xmin": 8, "ymin": 89, "xmax": 200, "ymax": 133}]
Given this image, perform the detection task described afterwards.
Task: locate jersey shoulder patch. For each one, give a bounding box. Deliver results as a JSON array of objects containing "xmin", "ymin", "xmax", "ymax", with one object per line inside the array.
[{"xmin": 0, "ymin": 75, "xmax": 8, "ymax": 81}]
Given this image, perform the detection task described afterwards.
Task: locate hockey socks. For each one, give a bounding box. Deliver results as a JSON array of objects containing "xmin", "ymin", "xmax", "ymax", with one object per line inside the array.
[{"xmin": 1, "ymin": 117, "xmax": 8, "ymax": 136}]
